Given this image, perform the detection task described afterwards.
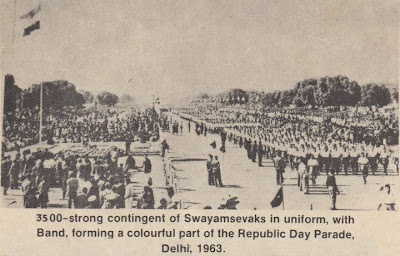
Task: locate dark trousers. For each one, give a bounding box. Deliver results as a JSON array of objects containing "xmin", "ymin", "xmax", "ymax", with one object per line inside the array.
[
  {"xmin": 351, "ymin": 158, "xmax": 358, "ymax": 174},
  {"xmin": 214, "ymin": 173, "xmax": 223, "ymax": 187},
  {"xmin": 258, "ymin": 154, "xmax": 263, "ymax": 166},
  {"xmin": 342, "ymin": 158, "xmax": 350, "ymax": 175},
  {"xmin": 332, "ymin": 158, "xmax": 341, "ymax": 175},
  {"xmin": 68, "ymin": 192, "xmax": 78, "ymax": 209},
  {"xmin": 276, "ymin": 171, "xmax": 284, "ymax": 185},
  {"xmin": 369, "ymin": 158, "xmax": 377, "ymax": 175},
  {"xmin": 10, "ymin": 175, "xmax": 19, "ymax": 189},
  {"xmin": 322, "ymin": 158, "xmax": 331, "ymax": 174},
  {"xmin": 381, "ymin": 158, "xmax": 389, "ymax": 175},
  {"xmin": 289, "ymin": 155, "xmax": 295, "ymax": 170},
  {"xmin": 310, "ymin": 166, "xmax": 318, "ymax": 185},
  {"xmin": 361, "ymin": 165, "xmax": 368, "ymax": 184},
  {"xmin": 208, "ymin": 171, "xmax": 215, "ymax": 185},
  {"xmin": 252, "ymin": 152, "xmax": 256, "ymax": 162},
  {"xmin": 39, "ymin": 193, "xmax": 48, "ymax": 209}
]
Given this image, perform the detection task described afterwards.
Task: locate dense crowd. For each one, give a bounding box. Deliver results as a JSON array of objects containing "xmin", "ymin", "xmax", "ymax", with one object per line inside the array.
[
  {"xmin": 1, "ymin": 106, "xmax": 174, "ymax": 209},
  {"xmin": 2, "ymin": 107, "xmax": 160, "ymax": 152},
  {"xmin": 2, "ymin": 108, "xmax": 41, "ymax": 151},
  {"xmin": 0, "ymin": 145, "xmax": 168, "ymax": 209},
  {"xmin": 44, "ymin": 107, "xmax": 160, "ymax": 144}
]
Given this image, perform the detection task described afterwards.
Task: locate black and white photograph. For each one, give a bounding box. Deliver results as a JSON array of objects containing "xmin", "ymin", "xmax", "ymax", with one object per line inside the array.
[{"xmin": 1, "ymin": 0, "xmax": 399, "ymax": 212}]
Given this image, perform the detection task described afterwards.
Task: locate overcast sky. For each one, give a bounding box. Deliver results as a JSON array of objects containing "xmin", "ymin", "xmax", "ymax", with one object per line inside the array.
[{"xmin": 1, "ymin": 0, "xmax": 398, "ymax": 104}]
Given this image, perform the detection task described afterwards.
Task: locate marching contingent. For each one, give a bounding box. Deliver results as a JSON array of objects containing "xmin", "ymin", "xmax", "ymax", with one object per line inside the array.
[{"xmin": 174, "ymin": 103, "xmax": 398, "ymax": 210}]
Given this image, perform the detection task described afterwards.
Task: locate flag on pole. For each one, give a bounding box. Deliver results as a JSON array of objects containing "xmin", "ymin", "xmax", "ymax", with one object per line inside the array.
[
  {"xmin": 270, "ymin": 186, "xmax": 283, "ymax": 208},
  {"xmin": 210, "ymin": 141, "xmax": 217, "ymax": 149},
  {"xmin": 23, "ymin": 21, "xmax": 40, "ymax": 36},
  {"xmin": 20, "ymin": 4, "xmax": 41, "ymax": 19},
  {"xmin": 19, "ymin": 3, "xmax": 42, "ymax": 36}
]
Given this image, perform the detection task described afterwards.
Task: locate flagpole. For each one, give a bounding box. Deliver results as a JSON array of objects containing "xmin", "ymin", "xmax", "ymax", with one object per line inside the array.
[{"xmin": 39, "ymin": 82, "xmax": 43, "ymax": 143}]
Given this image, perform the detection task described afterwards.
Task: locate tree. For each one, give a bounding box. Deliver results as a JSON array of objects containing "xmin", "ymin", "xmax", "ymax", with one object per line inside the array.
[
  {"xmin": 22, "ymin": 80, "xmax": 84, "ymax": 110},
  {"xmin": 80, "ymin": 90, "xmax": 94, "ymax": 104},
  {"xmin": 294, "ymin": 98, "xmax": 305, "ymax": 107},
  {"xmin": 343, "ymin": 81, "xmax": 361, "ymax": 106},
  {"xmin": 360, "ymin": 84, "xmax": 391, "ymax": 107},
  {"xmin": 97, "ymin": 91, "xmax": 119, "ymax": 106},
  {"xmin": 279, "ymin": 90, "xmax": 295, "ymax": 107},
  {"xmin": 299, "ymin": 86, "xmax": 316, "ymax": 107},
  {"xmin": 217, "ymin": 89, "xmax": 248, "ymax": 105},
  {"xmin": 120, "ymin": 94, "xmax": 135, "ymax": 105},
  {"xmin": 3, "ymin": 74, "xmax": 22, "ymax": 113}
]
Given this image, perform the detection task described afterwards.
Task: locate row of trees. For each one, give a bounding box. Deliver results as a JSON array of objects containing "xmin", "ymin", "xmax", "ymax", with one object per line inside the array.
[
  {"xmin": 195, "ymin": 75, "xmax": 398, "ymax": 108},
  {"xmin": 3, "ymin": 75, "xmax": 135, "ymax": 113}
]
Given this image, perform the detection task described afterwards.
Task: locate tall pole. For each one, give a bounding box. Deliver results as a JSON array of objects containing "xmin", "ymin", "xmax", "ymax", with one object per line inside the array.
[
  {"xmin": 282, "ymin": 185, "xmax": 285, "ymax": 210},
  {"xmin": 39, "ymin": 82, "xmax": 43, "ymax": 143},
  {"xmin": 12, "ymin": 0, "xmax": 17, "ymax": 45}
]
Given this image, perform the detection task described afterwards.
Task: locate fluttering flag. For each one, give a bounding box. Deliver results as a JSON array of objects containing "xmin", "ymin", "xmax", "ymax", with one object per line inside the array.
[
  {"xmin": 210, "ymin": 141, "xmax": 216, "ymax": 149},
  {"xmin": 23, "ymin": 21, "xmax": 40, "ymax": 36},
  {"xmin": 270, "ymin": 186, "xmax": 283, "ymax": 208},
  {"xmin": 20, "ymin": 4, "xmax": 41, "ymax": 19}
]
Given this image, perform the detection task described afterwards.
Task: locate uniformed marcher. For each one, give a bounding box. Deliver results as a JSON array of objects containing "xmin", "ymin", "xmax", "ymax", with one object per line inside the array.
[
  {"xmin": 251, "ymin": 141, "xmax": 257, "ymax": 163},
  {"xmin": 326, "ymin": 170, "xmax": 340, "ymax": 210},
  {"xmin": 143, "ymin": 155, "xmax": 152, "ymax": 173},
  {"xmin": 368, "ymin": 145, "xmax": 378, "ymax": 175},
  {"xmin": 257, "ymin": 141, "xmax": 263, "ymax": 167},
  {"xmin": 350, "ymin": 146, "xmax": 359, "ymax": 174},
  {"xmin": 358, "ymin": 152, "xmax": 369, "ymax": 184},
  {"xmin": 341, "ymin": 147, "xmax": 350, "ymax": 175},
  {"xmin": 273, "ymin": 152, "xmax": 286, "ymax": 185},
  {"xmin": 379, "ymin": 147, "xmax": 390, "ymax": 175},
  {"xmin": 212, "ymin": 156, "xmax": 223, "ymax": 187},
  {"xmin": 307, "ymin": 154, "xmax": 319, "ymax": 186},
  {"xmin": 206, "ymin": 154, "xmax": 214, "ymax": 185},
  {"xmin": 298, "ymin": 158, "xmax": 309, "ymax": 194}
]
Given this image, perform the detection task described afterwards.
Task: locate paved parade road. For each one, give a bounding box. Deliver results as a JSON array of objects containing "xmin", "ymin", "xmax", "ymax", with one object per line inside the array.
[{"xmin": 162, "ymin": 114, "xmax": 399, "ymax": 210}]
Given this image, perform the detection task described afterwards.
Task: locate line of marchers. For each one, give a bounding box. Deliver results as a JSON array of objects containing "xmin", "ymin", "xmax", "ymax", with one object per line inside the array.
[{"xmin": 238, "ymin": 229, "xmax": 353, "ymax": 240}]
